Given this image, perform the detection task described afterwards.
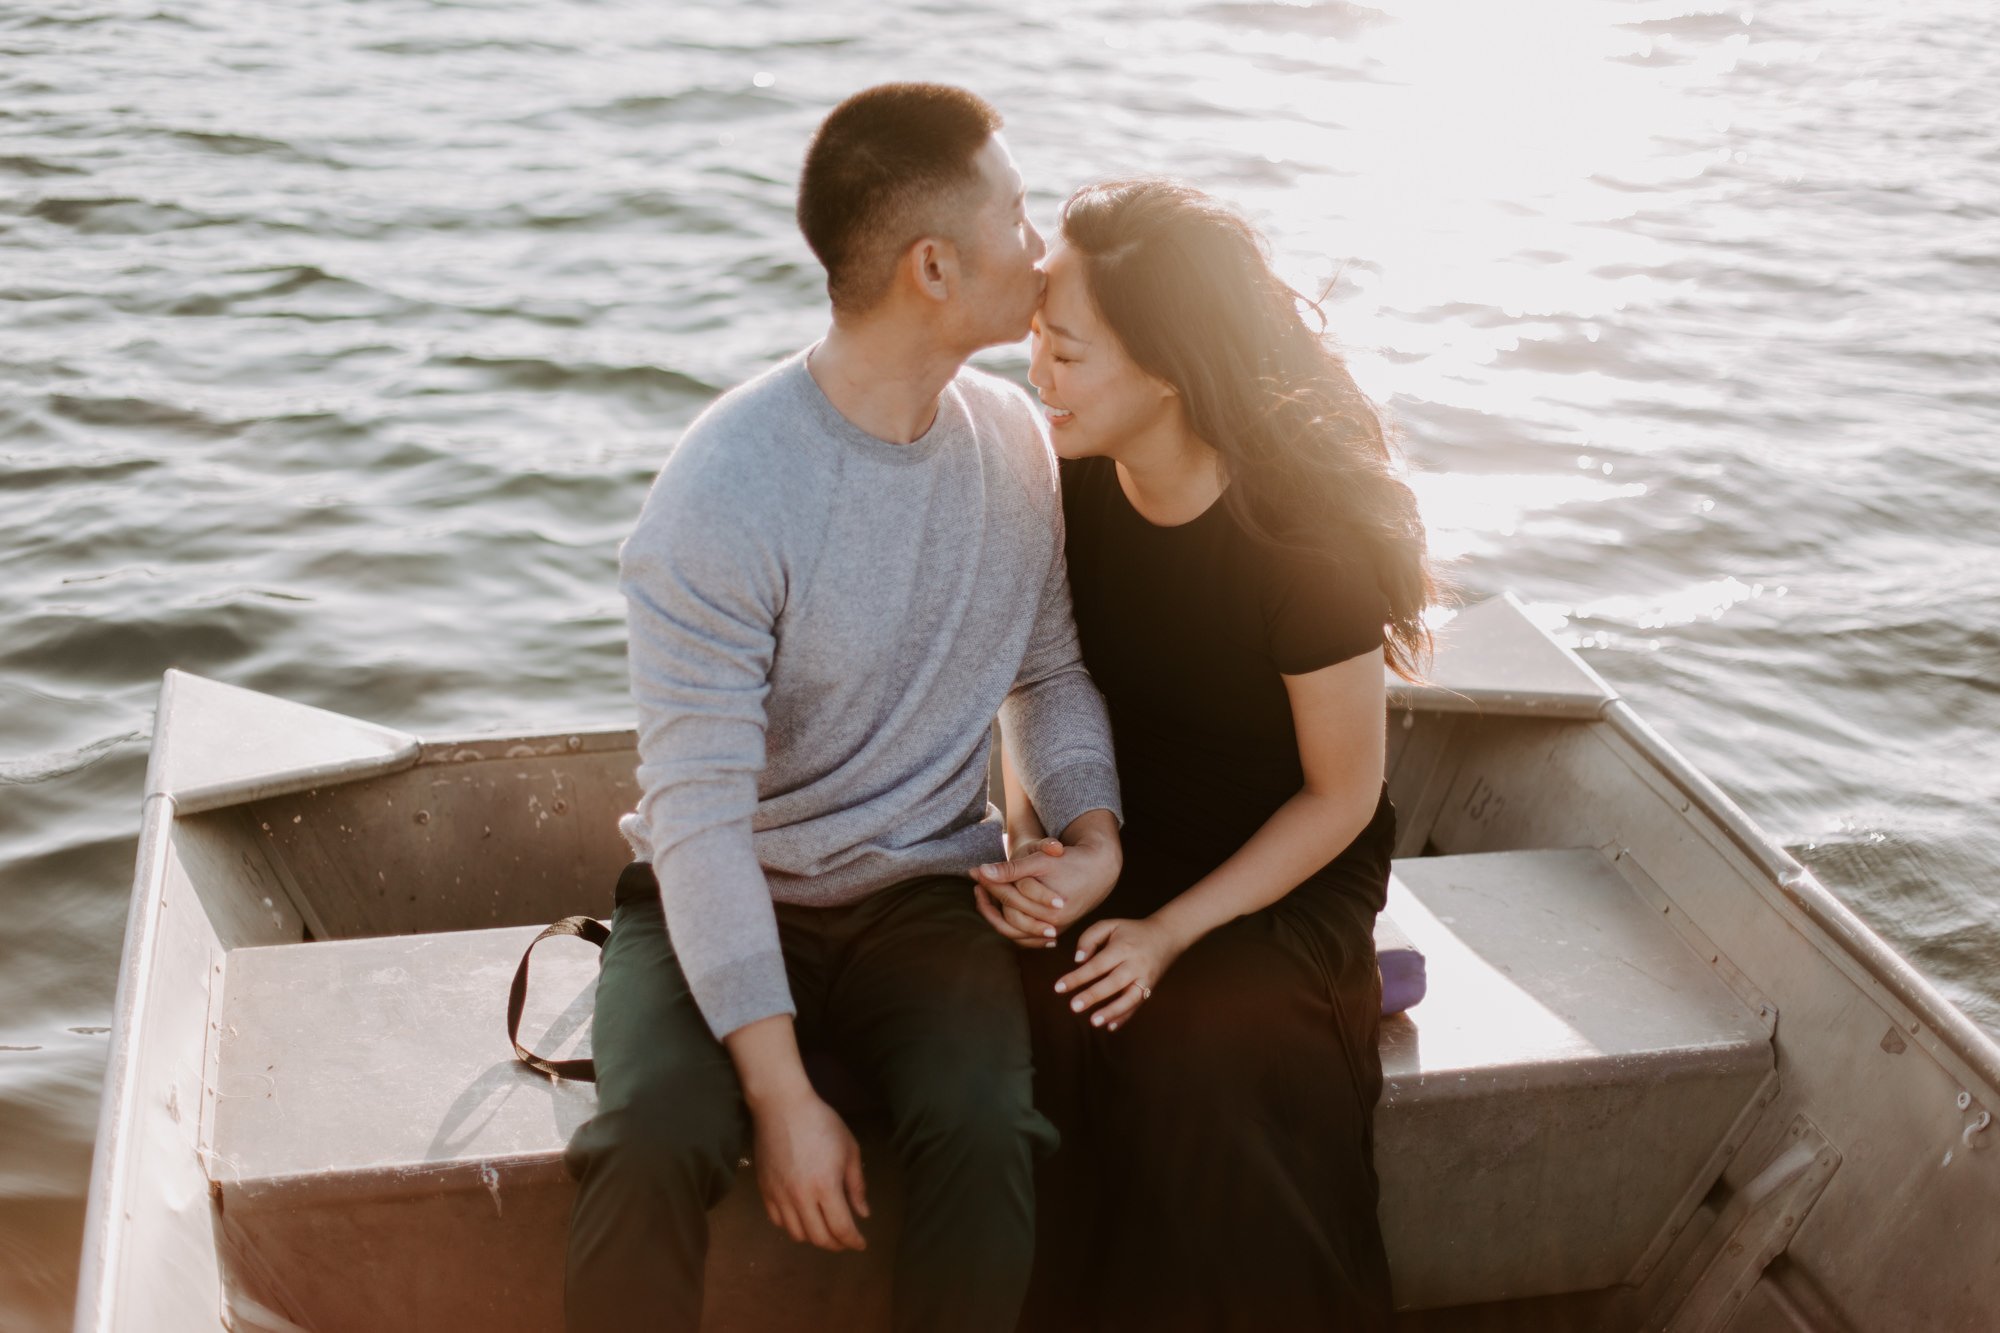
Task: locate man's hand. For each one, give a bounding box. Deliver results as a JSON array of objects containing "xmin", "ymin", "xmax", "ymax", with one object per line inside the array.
[
  {"xmin": 724, "ymin": 1015, "xmax": 869, "ymax": 1252},
  {"xmin": 971, "ymin": 808, "xmax": 1121, "ymax": 948},
  {"xmin": 749, "ymin": 1087, "xmax": 869, "ymax": 1251}
]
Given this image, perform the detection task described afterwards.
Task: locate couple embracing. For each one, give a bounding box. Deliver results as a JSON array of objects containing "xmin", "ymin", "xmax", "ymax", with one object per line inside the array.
[{"xmin": 564, "ymin": 83, "xmax": 1433, "ymax": 1333}]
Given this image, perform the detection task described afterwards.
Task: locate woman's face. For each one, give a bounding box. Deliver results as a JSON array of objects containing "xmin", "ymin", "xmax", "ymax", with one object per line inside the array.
[{"xmin": 1028, "ymin": 242, "xmax": 1178, "ymax": 461}]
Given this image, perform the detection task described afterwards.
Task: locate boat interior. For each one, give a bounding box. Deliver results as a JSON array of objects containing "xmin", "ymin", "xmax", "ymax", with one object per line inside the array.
[{"xmin": 75, "ymin": 596, "xmax": 2000, "ymax": 1333}]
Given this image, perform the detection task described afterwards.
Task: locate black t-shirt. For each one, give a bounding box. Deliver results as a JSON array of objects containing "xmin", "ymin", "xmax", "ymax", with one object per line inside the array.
[{"xmin": 1060, "ymin": 454, "xmax": 1394, "ymax": 893}]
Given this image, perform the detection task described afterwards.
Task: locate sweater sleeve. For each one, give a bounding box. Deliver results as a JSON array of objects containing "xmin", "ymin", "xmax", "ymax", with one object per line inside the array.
[
  {"xmin": 998, "ymin": 531, "xmax": 1124, "ymax": 838},
  {"xmin": 619, "ymin": 453, "xmax": 794, "ymax": 1041}
]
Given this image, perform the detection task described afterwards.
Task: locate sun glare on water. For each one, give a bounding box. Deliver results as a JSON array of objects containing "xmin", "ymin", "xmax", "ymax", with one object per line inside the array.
[{"xmin": 1130, "ymin": 0, "xmax": 1754, "ymax": 596}]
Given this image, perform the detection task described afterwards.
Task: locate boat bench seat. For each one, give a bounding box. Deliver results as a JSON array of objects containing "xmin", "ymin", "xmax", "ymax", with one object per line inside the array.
[
  {"xmin": 1377, "ymin": 848, "xmax": 1776, "ymax": 1307},
  {"xmin": 208, "ymin": 847, "xmax": 1773, "ymax": 1329}
]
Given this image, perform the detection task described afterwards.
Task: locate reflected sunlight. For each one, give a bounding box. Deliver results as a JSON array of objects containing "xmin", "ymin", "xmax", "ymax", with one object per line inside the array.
[
  {"xmin": 1380, "ymin": 875, "xmax": 1601, "ymax": 1077},
  {"xmin": 1407, "ymin": 471, "xmax": 1647, "ymax": 562},
  {"xmin": 1148, "ymin": 0, "xmax": 1760, "ymax": 638}
]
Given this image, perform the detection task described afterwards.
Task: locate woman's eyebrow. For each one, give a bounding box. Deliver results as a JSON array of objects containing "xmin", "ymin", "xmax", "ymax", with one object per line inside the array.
[{"xmin": 1045, "ymin": 321, "xmax": 1088, "ymax": 343}]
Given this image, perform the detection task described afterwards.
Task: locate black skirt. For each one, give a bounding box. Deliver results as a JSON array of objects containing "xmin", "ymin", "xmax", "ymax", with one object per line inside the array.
[{"xmin": 1017, "ymin": 792, "xmax": 1397, "ymax": 1333}]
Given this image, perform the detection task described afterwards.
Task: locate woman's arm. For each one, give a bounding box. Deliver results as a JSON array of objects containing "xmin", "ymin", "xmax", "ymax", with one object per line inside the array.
[
  {"xmin": 1054, "ymin": 648, "xmax": 1385, "ymax": 1027},
  {"xmin": 999, "ymin": 739, "xmax": 1047, "ymax": 849}
]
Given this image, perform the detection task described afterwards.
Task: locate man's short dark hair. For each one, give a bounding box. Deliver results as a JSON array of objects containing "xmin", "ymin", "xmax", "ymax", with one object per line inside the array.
[{"xmin": 798, "ymin": 84, "xmax": 1004, "ymax": 315}]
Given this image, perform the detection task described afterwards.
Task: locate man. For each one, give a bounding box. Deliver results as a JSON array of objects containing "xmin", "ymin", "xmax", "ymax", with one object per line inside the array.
[{"xmin": 563, "ymin": 84, "xmax": 1124, "ymax": 1333}]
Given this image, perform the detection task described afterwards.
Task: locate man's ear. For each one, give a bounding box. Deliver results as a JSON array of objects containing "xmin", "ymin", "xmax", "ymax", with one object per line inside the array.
[{"xmin": 908, "ymin": 237, "xmax": 956, "ymax": 304}]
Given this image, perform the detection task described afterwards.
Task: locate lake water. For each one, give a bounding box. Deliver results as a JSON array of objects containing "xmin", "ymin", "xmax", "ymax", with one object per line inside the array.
[{"xmin": 3, "ymin": 0, "xmax": 1996, "ymax": 1323}]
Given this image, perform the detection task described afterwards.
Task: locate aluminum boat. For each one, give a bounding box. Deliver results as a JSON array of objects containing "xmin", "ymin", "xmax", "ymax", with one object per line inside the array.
[{"xmin": 73, "ymin": 594, "xmax": 2000, "ymax": 1332}]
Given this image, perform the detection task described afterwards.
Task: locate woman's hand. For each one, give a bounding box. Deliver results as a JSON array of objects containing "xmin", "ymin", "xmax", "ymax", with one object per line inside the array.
[
  {"xmin": 973, "ymin": 837, "xmax": 1069, "ymax": 947},
  {"xmin": 971, "ymin": 810, "xmax": 1123, "ymax": 948},
  {"xmin": 1055, "ymin": 915, "xmax": 1191, "ymax": 1030}
]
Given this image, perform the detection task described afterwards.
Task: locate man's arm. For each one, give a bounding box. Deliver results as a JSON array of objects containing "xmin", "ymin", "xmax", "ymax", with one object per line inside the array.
[
  {"xmin": 977, "ymin": 536, "xmax": 1123, "ymax": 943},
  {"xmin": 622, "ymin": 458, "xmax": 867, "ymax": 1252},
  {"xmin": 725, "ymin": 1016, "xmax": 869, "ymax": 1251},
  {"xmin": 622, "ymin": 468, "xmax": 792, "ymax": 1039}
]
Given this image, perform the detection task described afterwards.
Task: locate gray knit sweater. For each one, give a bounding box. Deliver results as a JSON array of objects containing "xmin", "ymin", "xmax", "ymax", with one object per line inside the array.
[{"xmin": 618, "ymin": 348, "xmax": 1122, "ymax": 1039}]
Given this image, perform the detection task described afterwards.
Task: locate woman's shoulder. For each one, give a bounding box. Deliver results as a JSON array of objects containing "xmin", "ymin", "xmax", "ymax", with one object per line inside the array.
[
  {"xmin": 1057, "ymin": 453, "xmax": 1119, "ymax": 524},
  {"xmin": 1248, "ymin": 519, "xmax": 1390, "ymax": 674}
]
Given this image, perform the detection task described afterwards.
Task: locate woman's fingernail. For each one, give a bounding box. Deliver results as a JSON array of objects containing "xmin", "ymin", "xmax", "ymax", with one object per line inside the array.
[
  {"xmin": 1071, "ymin": 998, "xmax": 1084, "ymax": 1012},
  {"xmin": 1091, "ymin": 1013, "xmax": 1105, "ymax": 1026},
  {"xmin": 1052, "ymin": 897, "xmax": 1065, "ymax": 909},
  {"xmin": 1045, "ymin": 941, "xmax": 1056, "ymax": 949},
  {"xmin": 1074, "ymin": 950, "xmax": 1086, "ymax": 963},
  {"xmin": 1044, "ymin": 926, "xmax": 1056, "ymax": 938},
  {"xmin": 1054, "ymin": 982, "xmax": 1066, "ymax": 993},
  {"xmin": 1109, "ymin": 1022, "xmax": 1120, "ymax": 1031}
]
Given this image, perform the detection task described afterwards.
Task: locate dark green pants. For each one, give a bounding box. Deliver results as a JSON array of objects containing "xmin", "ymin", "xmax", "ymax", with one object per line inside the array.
[{"xmin": 563, "ymin": 873, "xmax": 1054, "ymax": 1333}]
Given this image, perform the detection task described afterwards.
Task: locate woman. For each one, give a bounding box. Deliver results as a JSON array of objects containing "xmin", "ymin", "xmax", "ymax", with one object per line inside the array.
[{"xmin": 971, "ymin": 179, "xmax": 1434, "ymax": 1332}]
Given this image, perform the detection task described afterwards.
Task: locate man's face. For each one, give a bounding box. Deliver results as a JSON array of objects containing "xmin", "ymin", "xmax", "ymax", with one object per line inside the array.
[{"xmin": 952, "ymin": 135, "xmax": 1046, "ymax": 346}]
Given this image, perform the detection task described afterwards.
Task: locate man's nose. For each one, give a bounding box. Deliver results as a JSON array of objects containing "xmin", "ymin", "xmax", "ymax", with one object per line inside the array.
[{"xmin": 1027, "ymin": 220, "xmax": 1047, "ymax": 264}]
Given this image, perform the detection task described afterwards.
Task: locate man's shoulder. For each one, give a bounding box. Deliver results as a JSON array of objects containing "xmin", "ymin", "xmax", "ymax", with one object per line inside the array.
[
  {"xmin": 650, "ymin": 354, "xmax": 839, "ymax": 513},
  {"xmin": 667, "ymin": 353, "xmax": 821, "ymax": 476},
  {"xmin": 952, "ymin": 364, "xmax": 1059, "ymax": 524},
  {"xmin": 952, "ymin": 363, "xmax": 1043, "ymax": 435},
  {"xmin": 629, "ymin": 353, "xmax": 829, "ymax": 555}
]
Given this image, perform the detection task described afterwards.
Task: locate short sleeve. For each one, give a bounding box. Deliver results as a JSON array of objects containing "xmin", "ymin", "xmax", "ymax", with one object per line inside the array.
[{"xmin": 1264, "ymin": 542, "xmax": 1390, "ymax": 675}]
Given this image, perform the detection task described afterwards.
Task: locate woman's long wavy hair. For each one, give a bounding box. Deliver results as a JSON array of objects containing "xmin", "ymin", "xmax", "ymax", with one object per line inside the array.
[{"xmin": 1061, "ymin": 178, "xmax": 1435, "ymax": 679}]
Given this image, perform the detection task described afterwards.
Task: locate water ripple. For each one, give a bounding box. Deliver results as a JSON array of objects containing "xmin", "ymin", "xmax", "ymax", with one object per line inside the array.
[{"xmin": 4, "ymin": 1, "xmax": 1998, "ymax": 1324}]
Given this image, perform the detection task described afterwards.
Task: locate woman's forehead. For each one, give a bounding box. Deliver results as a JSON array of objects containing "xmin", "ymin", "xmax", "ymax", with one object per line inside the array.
[{"xmin": 1041, "ymin": 247, "xmax": 1094, "ymax": 338}]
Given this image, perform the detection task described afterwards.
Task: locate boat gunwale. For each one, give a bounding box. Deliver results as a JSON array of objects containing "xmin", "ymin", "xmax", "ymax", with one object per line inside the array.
[
  {"xmin": 72, "ymin": 789, "xmax": 178, "ymax": 1333},
  {"xmin": 1601, "ymin": 697, "xmax": 2000, "ymax": 1101}
]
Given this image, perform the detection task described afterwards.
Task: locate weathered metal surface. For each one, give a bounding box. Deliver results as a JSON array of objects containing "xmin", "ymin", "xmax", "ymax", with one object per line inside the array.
[
  {"xmin": 73, "ymin": 798, "xmax": 232, "ymax": 1333},
  {"xmin": 147, "ymin": 670, "xmax": 419, "ymax": 816},
  {"xmin": 1387, "ymin": 711, "xmax": 1462, "ymax": 858},
  {"xmin": 1387, "ymin": 593, "xmax": 1617, "ymax": 720},
  {"xmin": 1659, "ymin": 1116, "xmax": 1840, "ymax": 1333},
  {"xmin": 1378, "ymin": 850, "xmax": 1774, "ymax": 1309},
  {"xmin": 241, "ymin": 747, "xmax": 639, "ymax": 940},
  {"xmin": 1604, "ymin": 698, "xmax": 2000, "ymax": 1101},
  {"xmin": 1419, "ymin": 712, "xmax": 2000, "ymax": 1331},
  {"xmin": 210, "ymin": 924, "xmax": 903, "ymax": 1332}
]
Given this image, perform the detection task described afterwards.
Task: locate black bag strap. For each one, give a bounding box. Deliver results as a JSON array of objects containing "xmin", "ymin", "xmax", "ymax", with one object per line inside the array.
[{"xmin": 508, "ymin": 915, "xmax": 611, "ymax": 1082}]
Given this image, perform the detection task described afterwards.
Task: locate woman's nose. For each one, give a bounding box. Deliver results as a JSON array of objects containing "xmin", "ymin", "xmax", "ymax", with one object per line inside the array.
[{"xmin": 1027, "ymin": 331, "xmax": 1050, "ymax": 389}]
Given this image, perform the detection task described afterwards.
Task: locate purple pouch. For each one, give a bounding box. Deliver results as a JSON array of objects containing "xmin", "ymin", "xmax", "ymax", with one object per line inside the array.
[{"xmin": 1375, "ymin": 912, "xmax": 1427, "ymax": 1016}]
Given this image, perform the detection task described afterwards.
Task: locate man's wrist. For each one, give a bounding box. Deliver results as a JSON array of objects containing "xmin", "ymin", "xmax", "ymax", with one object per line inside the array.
[
  {"xmin": 724, "ymin": 1014, "xmax": 818, "ymax": 1114},
  {"xmin": 1060, "ymin": 807, "xmax": 1121, "ymax": 853}
]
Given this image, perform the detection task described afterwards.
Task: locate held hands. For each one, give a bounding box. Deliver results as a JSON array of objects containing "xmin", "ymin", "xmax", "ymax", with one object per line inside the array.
[
  {"xmin": 1056, "ymin": 914, "xmax": 1189, "ymax": 1031},
  {"xmin": 971, "ymin": 837, "xmax": 1070, "ymax": 945},
  {"xmin": 970, "ymin": 809, "xmax": 1121, "ymax": 948}
]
